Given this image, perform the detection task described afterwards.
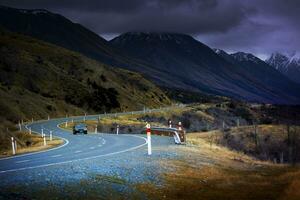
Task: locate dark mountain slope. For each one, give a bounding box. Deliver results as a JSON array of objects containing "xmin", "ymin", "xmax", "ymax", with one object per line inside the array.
[
  {"xmin": 0, "ymin": 6, "xmax": 176, "ymax": 87},
  {"xmin": 0, "ymin": 5, "xmax": 125, "ymax": 65},
  {"xmin": 111, "ymin": 32, "xmax": 300, "ymax": 104},
  {"xmin": 0, "ymin": 28, "xmax": 170, "ymax": 123}
]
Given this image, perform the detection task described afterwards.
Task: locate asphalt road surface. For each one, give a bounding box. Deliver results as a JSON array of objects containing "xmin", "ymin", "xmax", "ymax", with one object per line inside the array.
[{"xmin": 0, "ymin": 114, "xmax": 148, "ymax": 174}]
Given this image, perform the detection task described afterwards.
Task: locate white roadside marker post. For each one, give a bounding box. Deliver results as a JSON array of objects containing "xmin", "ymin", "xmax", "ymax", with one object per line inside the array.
[
  {"xmin": 14, "ymin": 140, "xmax": 17, "ymax": 151},
  {"xmin": 169, "ymin": 120, "xmax": 172, "ymax": 128},
  {"xmin": 29, "ymin": 127, "xmax": 32, "ymax": 135},
  {"xmin": 95, "ymin": 125, "xmax": 98, "ymax": 134},
  {"xmin": 50, "ymin": 131, "xmax": 53, "ymax": 141},
  {"xmin": 84, "ymin": 112, "xmax": 87, "ymax": 122},
  {"xmin": 32, "ymin": 118, "xmax": 34, "ymax": 123},
  {"xmin": 41, "ymin": 128, "xmax": 44, "ymax": 137},
  {"xmin": 48, "ymin": 115, "xmax": 50, "ymax": 121},
  {"xmin": 222, "ymin": 121, "xmax": 225, "ymax": 130},
  {"xmin": 21, "ymin": 119, "xmax": 24, "ymax": 125},
  {"xmin": 65, "ymin": 121, "xmax": 68, "ymax": 128},
  {"xmin": 146, "ymin": 123, "xmax": 152, "ymax": 155},
  {"xmin": 71, "ymin": 118, "xmax": 74, "ymax": 123},
  {"xmin": 11, "ymin": 137, "xmax": 15, "ymax": 155},
  {"xmin": 178, "ymin": 122, "xmax": 182, "ymax": 131},
  {"xmin": 237, "ymin": 118, "xmax": 240, "ymax": 127},
  {"xmin": 116, "ymin": 124, "xmax": 119, "ymax": 135}
]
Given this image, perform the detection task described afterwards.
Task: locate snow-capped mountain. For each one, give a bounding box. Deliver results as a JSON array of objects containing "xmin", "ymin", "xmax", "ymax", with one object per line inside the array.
[{"xmin": 266, "ymin": 53, "xmax": 300, "ymax": 84}]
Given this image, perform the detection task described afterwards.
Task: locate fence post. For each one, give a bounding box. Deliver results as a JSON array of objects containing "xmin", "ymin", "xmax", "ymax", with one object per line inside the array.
[
  {"xmin": 146, "ymin": 123, "xmax": 152, "ymax": 155},
  {"xmin": 11, "ymin": 137, "xmax": 16, "ymax": 155},
  {"xmin": 43, "ymin": 135, "xmax": 47, "ymax": 146},
  {"xmin": 18, "ymin": 121, "xmax": 22, "ymax": 131}
]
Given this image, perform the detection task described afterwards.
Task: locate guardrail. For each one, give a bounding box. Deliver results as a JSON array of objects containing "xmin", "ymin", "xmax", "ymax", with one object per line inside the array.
[{"xmin": 147, "ymin": 127, "xmax": 186, "ymax": 145}]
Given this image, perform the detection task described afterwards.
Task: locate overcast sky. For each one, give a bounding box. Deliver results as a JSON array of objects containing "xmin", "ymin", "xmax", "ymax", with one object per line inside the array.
[{"xmin": 1, "ymin": 0, "xmax": 299, "ymax": 60}]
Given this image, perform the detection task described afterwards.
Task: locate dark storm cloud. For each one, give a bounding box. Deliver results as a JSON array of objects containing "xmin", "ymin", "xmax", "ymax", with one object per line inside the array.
[
  {"xmin": 0, "ymin": 0, "xmax": 299, "ymax": 58},
  {"xmin": 0, "ymin": 0, "xmax": 251, "ymax": 33}
]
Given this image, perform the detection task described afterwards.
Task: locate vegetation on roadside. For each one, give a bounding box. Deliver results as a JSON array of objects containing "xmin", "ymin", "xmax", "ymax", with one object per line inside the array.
[
  {"xmin": 0, "ymin": 128, "xmax": 63, "ymax": 158},
  {"xmin": 136, "ymin": 133, "xmax": 300, "ymax": 200},
  {"xmin": 191, "ymin": 125, "xmax": 300, "ymax": 164}
]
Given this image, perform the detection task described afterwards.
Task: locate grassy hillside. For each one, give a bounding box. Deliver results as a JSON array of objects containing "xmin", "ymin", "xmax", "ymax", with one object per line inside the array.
[{"xmin": 0, "ymin": 28, "xmax": 171, "ymax": 151}]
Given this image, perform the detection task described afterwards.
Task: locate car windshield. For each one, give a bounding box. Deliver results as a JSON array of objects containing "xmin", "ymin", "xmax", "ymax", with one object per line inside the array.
[{"xmin": 75, "ymin": 124, "xmax": 86, "ymax": 129}]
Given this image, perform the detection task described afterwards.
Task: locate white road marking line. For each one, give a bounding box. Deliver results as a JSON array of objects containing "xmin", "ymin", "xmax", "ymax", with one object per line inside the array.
[
  {"xmin": 0, "ymin": 126, "xmax": 69, "ymax": 161},
  {"xmin": 98, "ymin": 144, "xmax": 102, "ymax": 147},
  {"xmin": 51, "ymin": 154, "xmax": 62, "ymax": 158},
  {"xmin": 75, "ymin": 150, "xmax": 82, "ymax": 153},
  {"xmin": 89, "ymin": 147, "xmax": 95, "ymax": 150},
  {"xmin": 15, "ymin": 160, "xmax": 30, "ymax": 163},
  {"xmin": 0, "ymin": 135, "xmax": 147, "ymax": 174}
]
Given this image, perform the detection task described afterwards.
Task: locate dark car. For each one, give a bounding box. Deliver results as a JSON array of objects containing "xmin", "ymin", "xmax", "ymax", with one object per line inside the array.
[{"xmin": 73, "ymin": 124, "xmax": 88, "ymax": 135}]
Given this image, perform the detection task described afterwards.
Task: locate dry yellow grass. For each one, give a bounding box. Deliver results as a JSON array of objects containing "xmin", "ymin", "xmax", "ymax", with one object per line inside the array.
[
  {"xmin": 0, "ymin": 133, "xmax": 63, "ymax": 158},
  {"xmin": 136, "ymin": 128, "xmax": 300, "ymax": 200}
]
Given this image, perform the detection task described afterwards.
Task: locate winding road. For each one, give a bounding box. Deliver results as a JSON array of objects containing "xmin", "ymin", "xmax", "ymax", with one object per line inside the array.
[{"xmin": 0, "ymin": 114, "xmax": 148, "ymax": 174}]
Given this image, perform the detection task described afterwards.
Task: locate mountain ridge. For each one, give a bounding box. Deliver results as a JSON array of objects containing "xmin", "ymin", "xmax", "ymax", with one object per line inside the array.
[{"xmin": 112, "ymin": 32, "xmax": 300, "ymax": 104}]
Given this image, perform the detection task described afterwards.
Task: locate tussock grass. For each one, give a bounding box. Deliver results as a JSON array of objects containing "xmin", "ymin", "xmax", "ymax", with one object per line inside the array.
[
  {"xmin": 0, "ymin": 131, "xmax": 63, "ymax": 158},
  {"xmin": 136, "ymin": 131, "xmax": 300, "ymax": 200}
]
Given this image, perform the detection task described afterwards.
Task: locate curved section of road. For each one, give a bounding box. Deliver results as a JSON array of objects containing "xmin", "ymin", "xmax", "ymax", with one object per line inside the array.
[{"xmin": 0, "ymin": 115, "xmax": 147, "ymax": 174}]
